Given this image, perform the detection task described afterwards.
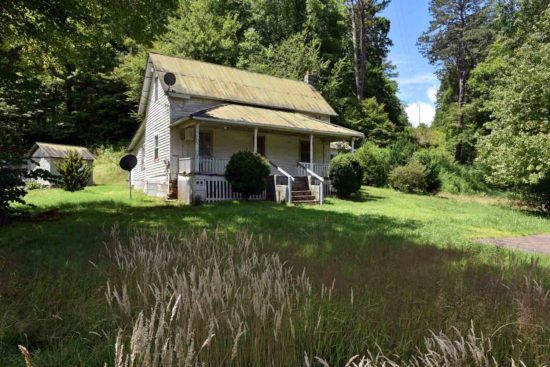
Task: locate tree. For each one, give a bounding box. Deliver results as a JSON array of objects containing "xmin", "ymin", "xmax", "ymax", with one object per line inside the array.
[
  {"xmin": 349, "ymin": 97, "xmax": 396, "ymax": 146},
  {"xmin": 56, "ymin": 151, "xmax": 92, "ymax": 191},
  {"xmin": 225, "ymin": 151, "xmax": 271, "ymax": 200},
  {"xmin": 418, "ymin": 0, "xmax": 492, "ymax": 162},
  {"xmin": 346, "ymin": 0, "xmax": 390, "ymax": 100},
  {"xmin": 477, "ymin": 7, "xmax": 550, "ymax": 209}
]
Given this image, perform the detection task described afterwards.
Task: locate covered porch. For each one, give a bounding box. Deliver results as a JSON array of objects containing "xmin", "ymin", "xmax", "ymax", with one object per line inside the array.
[{"xmin": 170, "ymin": 104, "xmax": 363, "ymax": 204}]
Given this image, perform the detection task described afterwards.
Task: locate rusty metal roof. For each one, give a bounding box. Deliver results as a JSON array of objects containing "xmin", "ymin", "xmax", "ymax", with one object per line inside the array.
[
  {"xmin": 149, "ymin": 53, "xmax": 337, "ymax": 117},
  {"xmin": 192, "ymin": 105, "xmax": 363, "ymax": 138},
  {"xmin": 28, "ymin": 142, "xmax": 95, "ymax": 160}
]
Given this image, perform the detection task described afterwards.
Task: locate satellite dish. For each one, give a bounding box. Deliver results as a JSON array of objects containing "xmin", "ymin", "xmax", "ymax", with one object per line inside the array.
[
  {"xmin": 164, "ymin": 72, "xmax": 176, "ymax": 86},
  {"xmin": 119, "ymin": 154, "xmax": 137, "ymax": 171}
]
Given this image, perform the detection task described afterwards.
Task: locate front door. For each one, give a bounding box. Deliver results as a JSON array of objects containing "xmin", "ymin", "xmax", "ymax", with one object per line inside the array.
[
  {"xmin": 257, "ymin": 136, "xmax": 266, "ymax": 156},
  {"xmin": 300, "ymin": 141, "xmax": 310, "ymax": 163},
  {"xmin": 199, "ymin": 132, "xmax": 213, "ymax": 157}
]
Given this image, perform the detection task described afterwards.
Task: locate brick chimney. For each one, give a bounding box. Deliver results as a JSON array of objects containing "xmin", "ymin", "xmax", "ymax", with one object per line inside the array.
[{"xmin": 303, "ymin": 70, "xmax": 318, "ymax": 87}]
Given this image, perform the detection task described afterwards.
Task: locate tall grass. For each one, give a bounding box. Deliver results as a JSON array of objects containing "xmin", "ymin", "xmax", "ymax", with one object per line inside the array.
[
  {"xmin": 106, "ymin": 229, "xmax": 549, "ymax": 366},
  {"xmin": 93, "ymin": 146, "xmax": 127, "ymax": 185}
]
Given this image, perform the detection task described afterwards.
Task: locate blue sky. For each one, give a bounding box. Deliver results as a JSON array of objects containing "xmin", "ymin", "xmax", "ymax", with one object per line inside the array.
[{"xmin": 382, "ymin": 0, "xmax": 439, "ymax": 126}]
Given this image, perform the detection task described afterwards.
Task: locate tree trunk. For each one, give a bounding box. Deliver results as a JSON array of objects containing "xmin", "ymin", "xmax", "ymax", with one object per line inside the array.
[
  {"xmin": 350, "ymin": 2, "xmax": 361, "ymax": 100},
  {"xmin": 358, "ymin": 3, "xmax": 366, "ymax": 100},
  {"xmin": 455, "ymin": 1, "xmax": 467, "ymax": 163},
  {"xmin": 455, "ymin": 69, "xmax": 466, "ymax": 163}
]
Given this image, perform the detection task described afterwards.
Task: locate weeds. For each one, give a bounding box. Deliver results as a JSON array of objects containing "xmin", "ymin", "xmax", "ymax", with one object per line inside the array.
[{"xmin": 107, "ymin": 229, "xmax": 549, "ymax": 366}]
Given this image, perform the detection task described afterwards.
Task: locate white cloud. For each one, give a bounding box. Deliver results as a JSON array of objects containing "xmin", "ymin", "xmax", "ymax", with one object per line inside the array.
[
  {"xmin": 396, "ymin": 73, "xmax": 438, "ymax": 86},
  {"xmin": 426, "ymin": 86, "xmax": 438, "ymax": 103},
  {"xmin": 406, "ymin": 102, "xmax": 436, "ymax": 127}
]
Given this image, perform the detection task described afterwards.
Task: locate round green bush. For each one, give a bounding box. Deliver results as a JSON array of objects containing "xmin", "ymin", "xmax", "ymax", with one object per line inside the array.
[
  {"xmin": 388, "ymin": 160, "xmax": 428, "ymax": 193},
  {"xmin": 328, "ymin": 153, "xmax": 363, "ymax": 198},
  {"xmin": 225, "ymin": 151, "xmax": 271, "ymax": 200},
  {"xmin": 355, "ymin": 142, "xmax": 390, "ymax": 186}
]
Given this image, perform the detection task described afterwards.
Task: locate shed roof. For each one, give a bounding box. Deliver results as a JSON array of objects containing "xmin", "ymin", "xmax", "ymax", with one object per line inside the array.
[
  {"xmin": 28, "ymin": 142, "xmax": 95, "ymax": 160},
  {"xmin": 191, "ymin": 104, "xmax": 363, "ymax": 138},
  {"xmin": 144, "ymin": 53, "xmax": 337, "ymax": 117}
]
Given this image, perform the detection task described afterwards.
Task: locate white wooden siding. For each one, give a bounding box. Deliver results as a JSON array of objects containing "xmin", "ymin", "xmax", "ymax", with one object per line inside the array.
[
  {"xmin": 131, "ymin": 137, "xmax": 145, "ymax": 188},
  {"xmin": 143, "ymin": 73, "xmax": 171, "ymax": 187},
  {"xmin": 170, "ymin": 97, "xmax": 220, "ymax": 121}
]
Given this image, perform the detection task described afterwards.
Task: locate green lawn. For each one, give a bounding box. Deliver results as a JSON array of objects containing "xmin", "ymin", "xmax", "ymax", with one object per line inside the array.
[{"xmin": 1, "ymin": 184, "xmax": 549, "ymax": 365}]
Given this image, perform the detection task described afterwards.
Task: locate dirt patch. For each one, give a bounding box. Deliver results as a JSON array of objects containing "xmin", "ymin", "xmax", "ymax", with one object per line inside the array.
[{"xmin": 477, "ymin": 234, "xmax": 550, "ymax": 255}]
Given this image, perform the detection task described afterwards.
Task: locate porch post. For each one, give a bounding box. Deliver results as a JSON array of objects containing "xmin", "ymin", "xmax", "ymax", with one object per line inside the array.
[
  {"xmin": 195, "ymin": 123, "xmax": 200, "ymax": 172},
  {"xmin": 351, "ymin": 137, "xmax": 355, "ymax": 153},
  {"xmin": 309, "ymin": 134, "xmax": 314, "ymax": 164},
  {"xmin": 253, "ymin": 127, "xmax": 258, "ymax": 153}
]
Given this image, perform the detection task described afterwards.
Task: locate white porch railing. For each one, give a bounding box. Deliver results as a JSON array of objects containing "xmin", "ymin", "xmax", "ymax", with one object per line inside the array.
[
  {"xmin": 199, "ymin": 158, "xmax": 229, "ymax": 175},
  {"xmin": 179, "ymin": 157, "xmax": 230, "ymax": 175},
  {"xmin": 179, "ymin": 157, "xmax": 194, "ymax": 173},
  {"xmin": 204, "ymin": 176, "xmax": 266, "ymax": 202},
  {"xmin": 297, "ymin": 162, "xmax": 330, "ymax": 178}
]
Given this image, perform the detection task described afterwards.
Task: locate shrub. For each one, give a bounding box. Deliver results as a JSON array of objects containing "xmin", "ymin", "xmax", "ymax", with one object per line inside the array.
[
  {"xmin": 56, "ymin": 151, "xmax": 92, "ymax": 191},
  {"xmin": 328, "ymin": 153, "xmax": 363, "ymax": 198},
  {"xmin": 439, "ymin": 163, "xmax": 491, "ymax": 194},
  {"xmin": 355, "ymin": 142, "xmax": 390, "ymax": 186},
  {"xmin": 388, "ymin": 135, "xmax": 417, "ymax": 169},
  {"xmin": 388, "ymin": 161, "xmax": 428, "ymax": 193},
  {"xmin": 411, "ymin": 149, "xmax": 450, "ymax": 193},
  {"xmin": 25, "ymin": 181, "xmax": 43, "ymax": 190},
  {"xmin": 225, "ymin": 151, "xmax": 270, "ymax": 200}
]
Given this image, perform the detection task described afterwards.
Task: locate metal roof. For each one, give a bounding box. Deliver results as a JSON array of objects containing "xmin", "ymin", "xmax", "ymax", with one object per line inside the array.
[
  {"xmin": 148, "ymin": 53, "xmax": 337, "ymax": 117},
  {"xmin": 192, "ymin": 105, "xmax": 364, "ymax": 138},
  {"xmin": 28, "ymin": 142, "xmax": 95, "ymax": 160}
]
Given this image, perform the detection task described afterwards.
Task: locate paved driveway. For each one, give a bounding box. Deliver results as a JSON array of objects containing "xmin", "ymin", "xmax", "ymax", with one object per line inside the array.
[{"xmin": 477, "ymin": 234, "xmax": 550, "ymax": 255}]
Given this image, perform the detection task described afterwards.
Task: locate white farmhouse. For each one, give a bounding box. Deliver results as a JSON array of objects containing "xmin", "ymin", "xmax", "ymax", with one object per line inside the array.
[
  {"xmin": 27, "ymin": 142, "xmax": 95, "ymax": 186},
  {"xmin": 128, "ymin": 53, "xmax": 363, "ymax": 204}
]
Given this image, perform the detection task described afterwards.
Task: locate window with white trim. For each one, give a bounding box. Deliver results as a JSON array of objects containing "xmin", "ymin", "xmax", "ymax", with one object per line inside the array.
[{"xmin": 154, "ymin": 135, "xmax": 159, "ymax": 160}]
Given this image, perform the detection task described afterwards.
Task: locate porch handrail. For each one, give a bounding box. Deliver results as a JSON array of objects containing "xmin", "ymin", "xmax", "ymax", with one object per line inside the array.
[
  {"xmin": 269, "ymin": 160, "xmax": 295, "ymax": 182},
  {"xmin": 269, "ymin": 160, "xmax": 294, "ymax": 204},
  {"xmin": 296, "ymin": 162, "xmax": 324, "ymax": 182},
  {"xmin": 297, "ymin": 162, "xmax": 324, "ymax": 205}
]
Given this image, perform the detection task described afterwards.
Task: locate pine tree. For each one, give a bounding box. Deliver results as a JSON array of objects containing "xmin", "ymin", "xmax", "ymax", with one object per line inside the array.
[
  {"xmin": 56, "ymin": 151, "xmax": 92, "ymax": 192},
  {"xmin": 418, "ymin": 0, "xmax": 493, "ymax": 163}
]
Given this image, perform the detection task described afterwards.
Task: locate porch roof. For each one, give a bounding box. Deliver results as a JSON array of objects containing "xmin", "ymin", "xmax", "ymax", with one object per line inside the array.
[{"xmin": 191, "ymin": 104, "xmax": 364, "ymax": 138}]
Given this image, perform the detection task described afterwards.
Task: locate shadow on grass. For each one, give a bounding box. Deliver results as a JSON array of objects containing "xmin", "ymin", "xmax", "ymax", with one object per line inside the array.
[
  {"xmin": 325, "ymin": 190, "xmax": 385, "ymax": 204},
  {"xmin": 2, "ymin": 197, "xmax": 549, "ymax": 367}
]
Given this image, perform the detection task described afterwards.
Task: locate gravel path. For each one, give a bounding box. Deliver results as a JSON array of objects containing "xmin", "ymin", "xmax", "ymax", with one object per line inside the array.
[{"xmin": 477, "ymin": 234, "xmax": 550, "ymax": 255}]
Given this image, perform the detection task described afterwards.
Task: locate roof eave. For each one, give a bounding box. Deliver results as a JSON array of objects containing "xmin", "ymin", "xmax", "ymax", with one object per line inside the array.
[
  {"xmin": 167, "ymin": 91, "xmax": 338, "ymax": 117},
  {"xmin": 127, "ymin": 122, "xmax": 145, "ymax": 152},
  {"xmin": 192, "ymin": 116, "xmax": 363, "ymax": 139}
]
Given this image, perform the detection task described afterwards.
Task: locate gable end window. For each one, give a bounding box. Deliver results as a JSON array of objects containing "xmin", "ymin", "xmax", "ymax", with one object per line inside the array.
[{"xmin": 154, "ymin": 135, "xmax": 159, "ymax": 160}]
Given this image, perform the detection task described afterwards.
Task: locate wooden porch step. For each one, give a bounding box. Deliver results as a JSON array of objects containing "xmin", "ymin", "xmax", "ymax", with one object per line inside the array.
[
  {"xmin": 293, "ymin": 199, "xmax": 320, "ymax": 205},
  {"xmin": 292, "ymin": 190, "xmax": 311, "ymax": 196}
]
